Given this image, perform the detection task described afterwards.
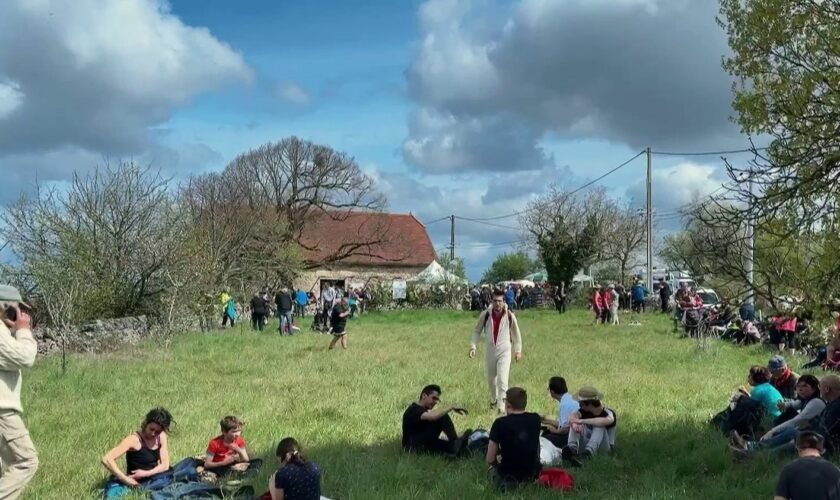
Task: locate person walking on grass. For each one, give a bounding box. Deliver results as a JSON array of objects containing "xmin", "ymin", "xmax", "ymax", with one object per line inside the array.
[
  {"xmin": 275, "ymin": 288, "xmax": 294, "ymax": 335},
  {"xmin": 658, "ymin": 278, "xmax": 671, "ymax": 314},
  {"xmin": 0, "ymin": 286, "xmax": 38, "ymax": 499},
  {"xmin": 608, "ymin": 284, "xmax": 620, "ymax": 325},
  {"xmin": 328, "ymin": 297, "xmax": 351, "ymax": 350},
  {"xmin": 774, "ymin": 431, "xmax": 840, "ymax": 500},
  {"xmin": 321, "ymin": 283, "xmax": 336, "ymax": 329},
  {"xmin": 470, "ymin": 289, "xmax": 523, "ymax": 414},
  {"xmin": 250, "ymin": 292, "xmax": 268, "ymax": 332}
]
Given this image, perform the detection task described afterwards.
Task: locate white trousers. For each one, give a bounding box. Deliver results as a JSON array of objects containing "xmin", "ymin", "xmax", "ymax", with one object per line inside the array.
[{"xmin": 486, "ymin": 348, "xmax": 512, "ymax": 407}]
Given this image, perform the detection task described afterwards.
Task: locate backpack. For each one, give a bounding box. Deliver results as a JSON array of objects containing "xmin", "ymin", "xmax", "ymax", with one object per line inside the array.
[
  {"xmin": 537, "ymin": 468, "xmax": 575, "ymax": 492},
  {"xmin": 481, "ymin": 310, "xmax": 513, "ymax": 331},
  {"xmin": 466, "ymin": 429, "xmax": 490, "ymax": 457}
]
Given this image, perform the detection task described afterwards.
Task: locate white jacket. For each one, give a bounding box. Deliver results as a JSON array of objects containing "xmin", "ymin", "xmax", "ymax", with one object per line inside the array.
[
  {"xmin": 0, "ymin": 323, "xmax": 36, "ymax": 413},
  {"xmin": 471, "ymin": 305, "xmax": 522, "ymax": 354}
]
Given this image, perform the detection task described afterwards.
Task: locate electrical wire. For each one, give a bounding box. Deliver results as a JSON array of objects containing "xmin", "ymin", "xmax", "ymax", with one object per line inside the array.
[
  {"xmin": 650, "ymin": 147, "xmax": 769, "ymax": 157},
  {"xmin": 461, "ymin": 150, "xmax": 646, "ymax": 222},
  {"xmin": 454, "ymin": 217, "xmax": 521, "ymax": 231}
]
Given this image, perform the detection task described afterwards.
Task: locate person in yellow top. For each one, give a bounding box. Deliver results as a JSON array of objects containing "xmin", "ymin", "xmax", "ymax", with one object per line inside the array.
[{"xmin": 0, "ymin": 285, "xmax": 38, "ymax": 499}]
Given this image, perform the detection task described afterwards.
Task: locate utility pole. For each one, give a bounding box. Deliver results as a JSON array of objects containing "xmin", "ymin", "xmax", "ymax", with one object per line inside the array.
[
  {"xmin": 449, "ymin": 215, "xmax": 455, "ymax": 261},
  {"xmin": 646, "ymin": 147, "xmax": 653, "ymax": 292},
  {"xmin": 745, "ymin": 174, "xmax": 755, "ymax": 307}
]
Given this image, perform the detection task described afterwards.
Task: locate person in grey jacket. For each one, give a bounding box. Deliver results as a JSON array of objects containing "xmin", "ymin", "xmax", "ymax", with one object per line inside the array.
[{"xmin": 0, "ymin": 285, "xmax": 38, "ymax": 499}]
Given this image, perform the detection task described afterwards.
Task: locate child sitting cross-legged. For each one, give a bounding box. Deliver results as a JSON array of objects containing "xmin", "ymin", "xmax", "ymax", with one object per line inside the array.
[{"xmin": 203, "ymin": 415, "xmax": 261, "ymax": 477}]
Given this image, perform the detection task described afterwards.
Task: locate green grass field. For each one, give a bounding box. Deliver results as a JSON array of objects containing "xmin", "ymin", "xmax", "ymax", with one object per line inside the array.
[{"xmin": 23, "ymin": 309, "xmax": 801, "ymax": 499}]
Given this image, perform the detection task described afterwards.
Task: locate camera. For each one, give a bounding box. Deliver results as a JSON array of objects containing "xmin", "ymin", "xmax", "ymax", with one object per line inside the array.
[{"xmin": 4, "ymin": 307, "xmax": 16, "ymax": 322}]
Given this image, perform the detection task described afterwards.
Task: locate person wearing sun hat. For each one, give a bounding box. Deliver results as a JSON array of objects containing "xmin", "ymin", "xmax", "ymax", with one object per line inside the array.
[
  {"xmin": 561, "ymin": 385, "xmax": 617, "ymax": 466},
  {"xmin": 0, "ymin": 285, "xmax": 38, "ymax": 498}
]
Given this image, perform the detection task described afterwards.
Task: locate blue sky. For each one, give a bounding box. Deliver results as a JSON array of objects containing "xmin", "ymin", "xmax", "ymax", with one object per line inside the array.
[{"xmin": 0, "ymin": 0, "xmax": 756, "ymax": 280}]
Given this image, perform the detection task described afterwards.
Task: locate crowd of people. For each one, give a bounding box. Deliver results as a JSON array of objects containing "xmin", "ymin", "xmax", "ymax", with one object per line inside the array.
[
  {"xmin": 216, "ymin": 283, "xmax": 375, "ymax": 350},
  {"xmin": 708, "ymin": 354, "xmax": 840, "ymax": 498}
]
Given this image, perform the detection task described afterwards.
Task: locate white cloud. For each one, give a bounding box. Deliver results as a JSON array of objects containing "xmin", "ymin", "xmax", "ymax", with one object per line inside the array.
[
  {"xmin": 275, "ymin": 81, "xmax": 312, "ymax": 105},
  {"xmin": 0, "ymin": 0, "xmax": 252, "ymax": 157},
  {"xmin": 0, "ymin": 79, "xmax": 23, "ymax": 119},
  {"xmin": 405, "ymin": 0, "xmax": 741, "ymax": 173}
]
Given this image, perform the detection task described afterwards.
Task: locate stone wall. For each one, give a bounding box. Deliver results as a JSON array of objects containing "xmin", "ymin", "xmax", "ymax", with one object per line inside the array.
[{"xmin": 33, "ymin": 316, "xmax": 150, "ymax": 356}]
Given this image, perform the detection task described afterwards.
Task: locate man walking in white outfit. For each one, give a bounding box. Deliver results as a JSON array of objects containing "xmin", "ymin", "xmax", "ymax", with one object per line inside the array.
[{"xmin": 470, "ymin": 290, "xmax": 522, "ymax": 413}]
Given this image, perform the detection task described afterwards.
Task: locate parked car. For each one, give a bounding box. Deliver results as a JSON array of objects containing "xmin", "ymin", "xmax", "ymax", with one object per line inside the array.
[{"xmin": 669, "ymin": 286, "xmax": 719, "ymax": 310}]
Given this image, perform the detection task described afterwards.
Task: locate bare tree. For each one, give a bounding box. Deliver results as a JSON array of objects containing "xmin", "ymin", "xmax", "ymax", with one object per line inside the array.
[
  {"xmin": 2, "ymin": 163, "xmax": 184, "ymax": 322},
  {"xmin": 223, "ymin": 136, "xmax": 387, "ymax": 252},
  {"xmin": 602, "ymin": 204, "xmax": 646, "ymax": 284}
]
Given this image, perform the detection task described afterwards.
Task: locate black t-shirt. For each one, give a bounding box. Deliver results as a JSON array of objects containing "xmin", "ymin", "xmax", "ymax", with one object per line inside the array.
[
  {"xmin": 775, "ymin": 456, "xmax": 840, "ymax": 500},
  {"xmin": 489, "ymin": 412, "xmax": 542, "ymax": 482},
  {"xmin": 250, "ymin": 296, "xmax": 267, "ymax": 315},
  {"xmin": 331, "ymin": 303, "xmax": 348, "ymax": 330},
  {"xmin": 402, "ymin": 403, "xmax": 433, "ymax": 449}
]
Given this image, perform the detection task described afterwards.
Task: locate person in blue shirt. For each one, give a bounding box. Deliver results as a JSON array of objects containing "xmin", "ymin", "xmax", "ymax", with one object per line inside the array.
[
  {"xmin": 745, "ymin": 365, "xmax": 784, "ymax": 420},
  {"xmin": 294, "ymin": 289, "xmax": 308, "ymax": 318},
  {"xmin": 630, "ymin": 280, "xmax": 648, "ymax": 313},
  {"xmin": 504, "ymin": 286, "xmax": 516, "ymax": 310}
]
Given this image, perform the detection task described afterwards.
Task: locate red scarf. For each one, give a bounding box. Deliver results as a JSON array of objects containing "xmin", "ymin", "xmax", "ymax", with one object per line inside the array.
[{"xmin": 773, "ymin": 368, "xmax": 792, "ymax": 389}]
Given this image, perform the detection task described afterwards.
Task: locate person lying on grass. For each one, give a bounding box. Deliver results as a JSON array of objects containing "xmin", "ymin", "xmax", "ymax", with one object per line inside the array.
[
  {"xmin": 540, "ymin": 376, "xmax": 579, "ymax": 448},
  {"xmin": 402, "ymin": 384, "xmax": 471, "ymax": 458},
  {"xmin": 101, "ymin": 407, "xmax": 174, "ymax": 499},
  {"xmin": 203, "ymin": 415, "xmax": 261, "ymax": 477},
  {"xmin": 774, "ymin": 431, "xmax": 840, "ymax": 500},
  {"xmin": 730, "ymin": 375, "xmax": 825, "ymax": 454},
  {"xmin": 561, "ymin": 386, "xmax": 616, "ymax": 467},
  {"xmin": 487, "ymin": 387, "xmax": 542, "ymax": 490},
  {"xmin": 269, "ymin": 437, "xmax": 323, "ymax": 500}
]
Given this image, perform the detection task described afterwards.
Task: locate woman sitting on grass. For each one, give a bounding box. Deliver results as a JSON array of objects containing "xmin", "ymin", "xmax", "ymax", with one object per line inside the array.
[
  {"xmin": 269, "ymin": 437, "xmax": 323, "ymax": 500},
  {"xmin": 101, "ymin": 407, "xmax": 174, "ymax": 499},
  {"xmin": 740, "ymin": 365, "xmax": 785, "ymax": 421},
  {"xmin": 730, "ymin": 375, "xmax": 825, "ymax": 454}
]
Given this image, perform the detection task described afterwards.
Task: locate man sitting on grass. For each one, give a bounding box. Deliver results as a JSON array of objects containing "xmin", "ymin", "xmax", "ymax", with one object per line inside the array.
[
  {"xmin": 774, "ymin": 431, "xmax": 840, "ymax": 500},
  {"xmin": 562, "ymin": 386, "xmax": 617, "ymax": 466},
  {"xmin": 487, "ymin": 387, "xmax": 542, "ymax": 489},
  {"xmin": 204, "ymin": 416, "xmax": 261, "ymax": 477},
  {"xmin": 540, "ymin": 376, "xmax": 579, "ymax": 448},
  {"xmin": 770, "ymin": 355, "xmax": 800, "ymax": 401},
  {"xmin": 401, "ymin": 384, "xmax": 471, "ymax": 457}
]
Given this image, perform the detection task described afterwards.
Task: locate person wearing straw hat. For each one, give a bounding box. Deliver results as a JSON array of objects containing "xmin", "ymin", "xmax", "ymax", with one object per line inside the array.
[
  {"xmin": 561, "ymin": 386, "xmax": 616, "ymax": 466},
  {"xmin": 0, "ymin": 285, "xmax": 38, "ymax": 498}
]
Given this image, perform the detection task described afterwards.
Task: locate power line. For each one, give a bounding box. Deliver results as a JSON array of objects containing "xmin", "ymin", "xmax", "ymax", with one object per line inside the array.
[
  {"xmin": 650, "ymin": 147, "xmax": 769, "ymax": 157},
  {"xmin": 455, "ymin": 217, "xmax": 521, "ymax": 231},
  {"xmin": 422, "ymin": 216, "xmax": 450, "ymax": 226},
  {"xmin": 462, "ymin": 150, "xmax": 646, "ymax": 222},
  {"xmin": 567, "ymin": 150, "xmax": 646, "ymax": 196}
]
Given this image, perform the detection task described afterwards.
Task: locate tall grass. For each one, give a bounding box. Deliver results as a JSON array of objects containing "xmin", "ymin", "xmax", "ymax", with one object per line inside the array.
[{"xmin": 23, "ymin": 309, "xmax": 799, "ymax": 498}]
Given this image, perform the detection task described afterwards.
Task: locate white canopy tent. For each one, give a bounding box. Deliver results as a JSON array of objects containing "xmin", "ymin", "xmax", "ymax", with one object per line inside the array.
[{"xmin": 409, "ymin": 261, "xmax": 469, "ymax": 285}]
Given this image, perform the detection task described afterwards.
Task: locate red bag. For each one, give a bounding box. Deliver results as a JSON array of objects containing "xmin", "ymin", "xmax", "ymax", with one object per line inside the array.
[{"xmin": 538, "ymin": 468, "xmax": 575, "ymax": 491}]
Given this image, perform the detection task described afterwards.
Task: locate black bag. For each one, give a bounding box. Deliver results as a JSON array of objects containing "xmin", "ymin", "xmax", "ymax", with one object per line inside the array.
[
  {"xmin": 466, "ymin": 429, "xmax": 490, "ymax": 457},
  {"xmin": 710, "ymin": 397, "xmax": 766, "ymax": 439}
]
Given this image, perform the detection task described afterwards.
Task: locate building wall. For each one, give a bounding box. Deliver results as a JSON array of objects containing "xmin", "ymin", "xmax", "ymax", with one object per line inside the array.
[{"xmin": 294, "ymin": 265, "xmax": 427, "ymax": 293}]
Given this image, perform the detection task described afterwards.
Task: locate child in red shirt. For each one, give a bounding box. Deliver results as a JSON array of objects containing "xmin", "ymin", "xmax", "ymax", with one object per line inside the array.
[{"xmin": 204, "ymin": 416, "xmax": 260, "ymax": 476}]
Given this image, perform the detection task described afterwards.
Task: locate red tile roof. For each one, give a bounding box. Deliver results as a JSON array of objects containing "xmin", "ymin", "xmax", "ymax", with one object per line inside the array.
[{"xmin": 299, "ymin": 211, "xmax": 437, "ymax": 268}]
